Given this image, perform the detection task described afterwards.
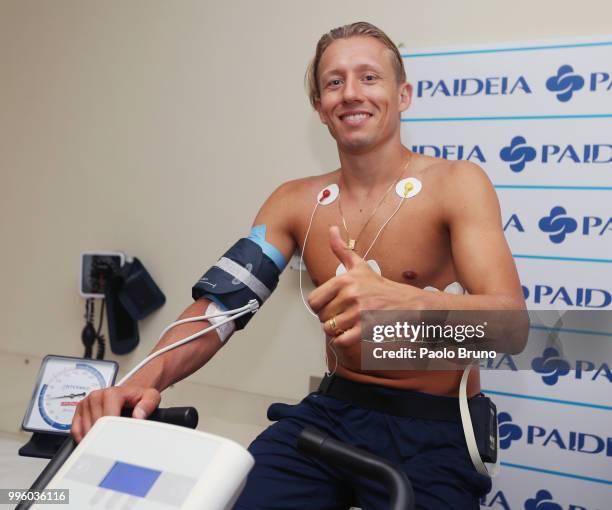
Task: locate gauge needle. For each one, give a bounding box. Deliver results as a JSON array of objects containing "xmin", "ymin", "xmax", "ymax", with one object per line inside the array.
[{"xmin": 50, "ymin": 392, "xmax": 87, "ymax": 399}]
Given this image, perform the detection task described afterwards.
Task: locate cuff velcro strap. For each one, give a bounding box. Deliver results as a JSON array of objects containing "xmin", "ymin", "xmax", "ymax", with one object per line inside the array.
[{"xmin": 214, "ymin": 257, "xmax": 271, "ymax": 302}]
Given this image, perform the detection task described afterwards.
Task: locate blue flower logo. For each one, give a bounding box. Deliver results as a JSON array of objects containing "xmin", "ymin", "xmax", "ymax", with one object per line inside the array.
[
  {"xmin": 532, "ymin": 347, "xmax": 571, "ymax": 385},
  {"xmin": 545, "ymin": 65, "xmax": 585, "ymax": 102},
  {"xmin": 498, "ymin": 412, "xmax": 522, "ymax": 449},
  {"xmin": 500, "ymin": 136, "xmax": 537, "ymax": 172},
  {"xmin": 538, "ymin": 206, "xmax": 578, "ymax": 243},
  {"xmin": 524, "ymin": 489, "xmax": 563, "ymax": 510}
]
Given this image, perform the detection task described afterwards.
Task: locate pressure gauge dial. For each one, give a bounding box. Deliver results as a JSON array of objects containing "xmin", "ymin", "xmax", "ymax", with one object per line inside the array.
[{"xmin": 23, "ymin": 355, "xmax": 118, "ymax": 434}]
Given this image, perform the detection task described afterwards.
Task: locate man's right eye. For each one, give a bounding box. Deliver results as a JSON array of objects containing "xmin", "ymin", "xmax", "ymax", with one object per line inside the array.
[{"xmin": 327, "ymin": 79, "xmax": 342, "ymax": 87}]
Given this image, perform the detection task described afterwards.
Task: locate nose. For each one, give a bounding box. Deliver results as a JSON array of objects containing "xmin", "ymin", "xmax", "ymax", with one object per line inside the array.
[{"xmin": 342, "ymin": 76, "xmax": 364, "ymax": 103}]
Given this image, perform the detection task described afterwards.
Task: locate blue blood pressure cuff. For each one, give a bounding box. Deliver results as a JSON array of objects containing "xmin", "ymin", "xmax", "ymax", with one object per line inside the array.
[{"xmin": 192, "ymin": 225, "xmax": 286, "ymax": 330}]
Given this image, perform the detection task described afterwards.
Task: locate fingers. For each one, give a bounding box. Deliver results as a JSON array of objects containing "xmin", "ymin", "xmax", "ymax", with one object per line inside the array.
[
  {"xmin": 308, "ymin": 275, "xmax": 345, "ymax": 313},
  {"xmin": 317, "ymin": 285, "xmax": 360, "ymax": 324},
  {"xmin": 308, "ymin": 243, "xmax": 370, "ymax": 314},
  {"xmin": 131, "ymin": 388, "xmax": 161, "ymax": 420},
  {"xmin": 88, "ymin": 389, "xmax": 104, "ymax": 426},
  {"xmin": 321, "ymin": 307, "xmax": 359, "ymax": 337},
  {"xmin": 71, "ymin": 396, "xmax": 92, "ymax": 443},
  {"xmin": 81, "ymin": 398, "xmax": 93, "ymax": 442},
  {"xmin": 332, "ymin": 323, "xmax": 362, "ymax": 348},
  {"xmin": 70, "ymin": 412, "xmax": 83, "ymax": 443},
  {"xmin": 70, "ymin": 386, "xmax": 160, "ymax": 443},
  {"xmin": 102, "ymin": 387, "xmax": 125, "ymax": 418}
]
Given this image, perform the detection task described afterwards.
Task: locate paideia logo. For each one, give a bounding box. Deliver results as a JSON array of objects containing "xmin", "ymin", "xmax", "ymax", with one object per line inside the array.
[
  {"xmin": 496, "ymin": 411, "xmax": 612, "ymax": 456},
  {"xmin": 498, "ymin": 136, "xmax": 612, "ymax": 172},
  {"xmin": 530, "ymin": 347, "xmax": 611, "ymax": 385},
  {"xmin": 531, "ymin": 348, "xmax": 570, "ymax": 385},
  {"xmin": 414, "ymin": 64, "xmax": 611, "ymax": 102},
  {"xmin": 503, "ymin": 208, "xmax": 612, "ymax": 243},
  {"xmin": 409, "ymin": 144, "xmax": 486, "ymax": 162},
  {"xmin": 545, "ymin": 65, "xmax": 585, "ymax": 102},
  {"xmin": 521, "ymin": 284, "xmax": 611, "ymax": 308},
  {"xmin": 499, "ymin": 136, "xmax": 537, "ymax": 172},
  {"xmin": 538, "ymin": 206, "xmax": 578, "ymax": 243},
  {"xmin": 478, "ymin": 343, "xmax": 611, "ymax": 381},
  {"xmin": 416, "ymin": 75, "xmax": 531, "ymax": 98},
  {"xmin": 408, "ymin": 139, "xmax": 612, "ymax": 170},
  {"xmin": 545, "ymin": 64, "xmax": 612, "ymax": 102}
]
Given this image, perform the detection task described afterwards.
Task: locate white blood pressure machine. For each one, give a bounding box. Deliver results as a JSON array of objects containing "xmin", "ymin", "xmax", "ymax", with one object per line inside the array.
[{"xmin": 29, "ymin": 416, "xmax": 252, "ymax": 510}]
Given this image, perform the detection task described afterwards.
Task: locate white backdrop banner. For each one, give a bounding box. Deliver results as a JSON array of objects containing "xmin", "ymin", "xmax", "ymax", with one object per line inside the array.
[{"xmin": 400, "ymin": 36, "xmax": 611, "ymax": 509}]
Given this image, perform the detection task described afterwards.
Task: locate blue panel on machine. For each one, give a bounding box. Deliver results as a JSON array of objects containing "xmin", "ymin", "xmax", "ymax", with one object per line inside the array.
[{"xmin": 99, "ymin": 461, "xmax": 162, "ymax": 497}]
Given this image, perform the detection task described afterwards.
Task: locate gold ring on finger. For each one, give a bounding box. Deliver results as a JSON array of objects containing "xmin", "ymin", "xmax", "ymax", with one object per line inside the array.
[{"xmin": 328, "ymin": 315, "xmax": 338, "ymax": 332}]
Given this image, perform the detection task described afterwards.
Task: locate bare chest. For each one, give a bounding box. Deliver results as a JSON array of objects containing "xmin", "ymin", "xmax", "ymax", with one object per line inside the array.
[{"xmin": 294, "ymin": 192, "xmax": 457, "ymax": 289}]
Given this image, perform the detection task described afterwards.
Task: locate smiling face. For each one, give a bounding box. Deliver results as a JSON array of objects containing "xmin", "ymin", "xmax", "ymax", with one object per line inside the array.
[{"xmin": 315, "ymin": 36, "xmax": 412, "ymax": 154}]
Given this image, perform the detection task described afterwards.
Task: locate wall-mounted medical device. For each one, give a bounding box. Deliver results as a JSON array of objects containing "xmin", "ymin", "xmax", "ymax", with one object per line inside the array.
[{"xmin": 79, "ymin": 252, "xmax": 166, "ymax": 356}]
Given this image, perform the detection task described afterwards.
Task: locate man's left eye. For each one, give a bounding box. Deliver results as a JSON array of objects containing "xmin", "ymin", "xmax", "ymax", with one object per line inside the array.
[{"xmin": 364, "ymin": 74, "xmax": 377, "ymax": 81}]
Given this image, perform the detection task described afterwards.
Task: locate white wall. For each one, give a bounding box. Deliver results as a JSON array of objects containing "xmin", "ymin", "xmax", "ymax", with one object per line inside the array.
[{"xmin": 1, "ymin": 0, "xmax": 611, "ymax": 444}]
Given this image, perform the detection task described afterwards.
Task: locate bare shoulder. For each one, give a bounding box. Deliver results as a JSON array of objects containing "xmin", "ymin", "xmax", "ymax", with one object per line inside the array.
[
  {"xmin": 266, "ymin": 169, "xmax": 340, "ymax": 207},
  {"xmin": 416, "ymin": 155, "xmax": 500, "ymax": 227},
  {"xmin": 416, "ymin": 155, "xmax": 496, "ymax": 206},
  {"xmin": 256, "ymin": 170, "xmax": 339, "ymax": 229},
  {"xmin": 414, "ymin": 154, "xmax": 491, "ymax": 190}
]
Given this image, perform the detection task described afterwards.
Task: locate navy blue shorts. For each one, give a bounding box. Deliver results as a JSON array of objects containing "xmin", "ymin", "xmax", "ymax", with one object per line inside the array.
[{"xmin": 234, "ymin": 388, "xmax": 492, "ymax": 509}]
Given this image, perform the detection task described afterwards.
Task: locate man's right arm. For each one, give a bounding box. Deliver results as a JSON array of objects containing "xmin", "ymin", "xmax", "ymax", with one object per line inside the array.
[
  {"xmin": 71, "ymin": 181, "xmax": 298, "ymax": 442},
  {"xmin": 70, "ymin": 296, "xmax": 226, "ymax": 442}
]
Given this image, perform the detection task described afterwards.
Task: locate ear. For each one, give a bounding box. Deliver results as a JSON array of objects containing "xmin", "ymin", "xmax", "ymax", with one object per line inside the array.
[
  {"xmin": 398, "ymin": 82, "xmax": 412, "ymax": 113},
  {"xmin": 314, "ymin": 99, "xmax": 328, "ymax": 125}
]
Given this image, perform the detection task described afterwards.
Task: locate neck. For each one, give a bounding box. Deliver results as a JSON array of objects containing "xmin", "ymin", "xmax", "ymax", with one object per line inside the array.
[{"xmin": 337, "ymin": 138, "xmax": 410, "ymax": 195}]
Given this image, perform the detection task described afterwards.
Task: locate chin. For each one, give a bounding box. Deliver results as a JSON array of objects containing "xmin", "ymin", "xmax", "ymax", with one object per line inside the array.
[
  {"xmin": 330, "ymin": 128, "xmax": 372, "ymax": 148},
  {"xmin": 340, "ymin": 136, "xmax": 379, "ymax": 153}
]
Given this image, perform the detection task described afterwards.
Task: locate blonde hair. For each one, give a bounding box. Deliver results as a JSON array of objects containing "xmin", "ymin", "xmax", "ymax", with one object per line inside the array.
[{"xmin": 305, "ymin": 21, "xmax": 405, "ymax": 108}]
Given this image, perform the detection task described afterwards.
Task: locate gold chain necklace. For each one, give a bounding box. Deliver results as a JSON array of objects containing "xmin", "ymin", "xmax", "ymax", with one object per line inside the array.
[{"xmin": 337, "ymin": 156, "xmax": 411, "ymax": 252}]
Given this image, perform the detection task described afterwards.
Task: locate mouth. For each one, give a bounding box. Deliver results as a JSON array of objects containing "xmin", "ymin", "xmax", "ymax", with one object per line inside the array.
[{"xmin": 338, "ymin": 111, "xmax": 373, "ymax": 126}]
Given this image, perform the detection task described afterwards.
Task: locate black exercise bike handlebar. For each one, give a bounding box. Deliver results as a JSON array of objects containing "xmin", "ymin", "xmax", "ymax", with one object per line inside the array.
[{"xmin": 297, "ymin": 426, "xmax": 415, "ymax": 510}]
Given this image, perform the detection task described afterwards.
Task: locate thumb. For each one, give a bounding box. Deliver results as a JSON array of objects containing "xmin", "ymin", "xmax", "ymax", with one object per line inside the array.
[
  {"xmin": 329, "ymin": 225, "xmax": 362, "ymax": 270},
  {"xmin": 125, "ymin": 388, "xmax": 160, "ymax": 419}
]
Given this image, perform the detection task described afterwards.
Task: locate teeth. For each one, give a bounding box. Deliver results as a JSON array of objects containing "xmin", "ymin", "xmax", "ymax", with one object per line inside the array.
[{"xmin": 343, "ymin": 113, "xmax": 369, "ymax": 121}]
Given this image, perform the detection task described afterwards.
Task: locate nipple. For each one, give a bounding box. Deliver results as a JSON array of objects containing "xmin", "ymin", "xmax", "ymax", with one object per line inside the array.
[{"xmin": 402, "ymin": 270, "xmax": 418, "ymax": 280}]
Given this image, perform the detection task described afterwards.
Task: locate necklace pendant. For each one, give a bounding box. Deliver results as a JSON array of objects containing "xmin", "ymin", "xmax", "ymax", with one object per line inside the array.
[{"xmin": 347, "ymin": 239, "xmax": 356, "ymax": 250}]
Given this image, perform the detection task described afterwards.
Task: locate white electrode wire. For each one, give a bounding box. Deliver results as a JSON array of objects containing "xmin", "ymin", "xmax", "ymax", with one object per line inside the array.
[
  {"xmin": 299, "ymin": 198, "xmax": 339, "ymax": 376},
  {"xmin": 156, "ymin": 302, "xmax": 255, "ymax": 340},
  {"xmin": 324, "ymin": 333, "xmax": 339, "ymax": 376},
  {"xmin": 116, "ymin": 302, "xmax": 258, "ymax": 387},
  {"xmin": 299, "ymin": 200, "xmax": 320, "ymax": 318},
  {"xmin": 362, "ymin": 192, "xmax": 407, "ymax": 260}
]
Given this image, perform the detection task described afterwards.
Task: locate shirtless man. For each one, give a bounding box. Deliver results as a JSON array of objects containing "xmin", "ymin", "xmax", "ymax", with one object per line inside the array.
[{"xmin": 72, "ymin": 22, "xmax": 526, "ymax": 509}]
